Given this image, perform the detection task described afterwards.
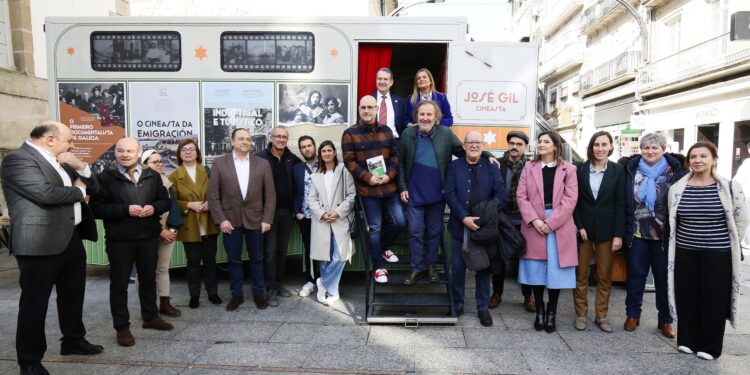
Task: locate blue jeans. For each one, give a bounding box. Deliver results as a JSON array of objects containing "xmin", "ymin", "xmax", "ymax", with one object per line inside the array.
[
  {"xmin": 360, "ymin": 194, "xmax": 406, "ymax": 270},
  {"xmin": 223, "ymin": 227, "xmax": 264, "ymax": 297},
  {"xmin": 319, "ymin": 230, "xmax": 346, "ymax": 297},
  {"xmin": 450, "ymin": 233, "xmax": 492, "ymax": 311},
  {"xmin": 625, "ymin": 237, "xmax": 672, "ymax": 324},
  {"xmin": 407, "ymin": 201, "xmax": 444, "ymax": 272}
]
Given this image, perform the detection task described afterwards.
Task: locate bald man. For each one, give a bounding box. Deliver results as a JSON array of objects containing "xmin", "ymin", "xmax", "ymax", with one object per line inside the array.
[
  {"xmin": 89, "ymin": 137, "xmax": 172, "ymax": 347},
  {"xmin": 1, "ymin": 121, "xmax": 102, "ymax": 374}
]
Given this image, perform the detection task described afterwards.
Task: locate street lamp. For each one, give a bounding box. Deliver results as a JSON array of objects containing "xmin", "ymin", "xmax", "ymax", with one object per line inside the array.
[{"xmin": 388, "ymin": 0, "xmax": 445, "ymax": 17}]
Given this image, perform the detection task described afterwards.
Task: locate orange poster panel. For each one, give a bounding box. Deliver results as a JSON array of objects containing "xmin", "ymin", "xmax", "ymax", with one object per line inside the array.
[{"xmin": 450, "ymin": 125, "xmax": 529, "ymax": 150}]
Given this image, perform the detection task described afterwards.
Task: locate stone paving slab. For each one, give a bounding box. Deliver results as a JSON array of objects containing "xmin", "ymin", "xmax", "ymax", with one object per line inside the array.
[
  {"xmin": 463, "ymin": 329, "xmax": 569, "ymax": 351},
  {"xmin": 268, "ymin": 323, "xmax": 369, "ymax": 346},
  {"xmin": 413, "ymin": 347, "xmax": 529, "ymax": 374},
  {"xmin": 193, "ymin": 342, "xmax": 310, "ymax": 369},
  {"xmin": 367, "ymin": 326, "xmax": 467, "ymax": 348},
  {"xmin": 176, "ymin": 321, "xmax": 282, "ymax": 343},
  {"xmin": 303, "ymin": 345, "xmax": 415, "ymax": 373}
]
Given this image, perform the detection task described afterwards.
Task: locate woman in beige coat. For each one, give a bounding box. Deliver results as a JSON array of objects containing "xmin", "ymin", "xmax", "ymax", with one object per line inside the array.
[{"xmin": 308, "ymin": 141, "xmax": 356, "ymax": 306}]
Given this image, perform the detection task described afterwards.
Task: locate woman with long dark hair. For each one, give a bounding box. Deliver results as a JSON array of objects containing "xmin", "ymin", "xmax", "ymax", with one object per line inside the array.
[
  {"xmin": 308, "ymin": 140, "xmax": 356, "ymax": 306},
  {"xmin": 517, "ymin": 130, "xmax": 578, "ymax": 333},
  {"xmin": 667, "ymin": 142, "xmax": 748, "ymax": 360},
  {"xmin": 572, "ymin": 131, "xmax": 625, "ymax": 332}
]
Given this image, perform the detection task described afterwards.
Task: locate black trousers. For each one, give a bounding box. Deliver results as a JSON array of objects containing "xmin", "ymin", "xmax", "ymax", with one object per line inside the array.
[
  {"xmin": 298, "ymin": 217, "xmax": 318, "ymax": 283},
  {"xmin": 106, "ymin": 238, "xmax": 159, "ymax": 331},
  {"xmin": 492, "ymin": 224, "xmax": 531, "ymax": 298},
  {"xmin": 675, "ymin": 247, "xmax": 732, "ymax": 358},
  {"xmin": 263, "ymin": 208, "xmax": 292, "ymax": 291},
  {"xmin": 183, "ymin": 234, "xmax": 219, "ymax": 298},
  {"xmin": 15, "ymin": 229, "xmax": 87, "ymax": 365}
]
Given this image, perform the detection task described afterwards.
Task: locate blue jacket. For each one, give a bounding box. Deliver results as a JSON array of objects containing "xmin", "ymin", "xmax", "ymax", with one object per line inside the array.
[
  {"xmin": 444, "ymin": 157, "xmax": 506, "ymax": 239},
  {"xmin": 370, "ymin": 92, "xmax": 407, "ymax": 137},
  {"xmin": 404, "ymin": 91, "xmax": 453, "ymax": 127},
  {"xmin": 624, "ymin": 153, "xmax": 686, "ymax": 249}
]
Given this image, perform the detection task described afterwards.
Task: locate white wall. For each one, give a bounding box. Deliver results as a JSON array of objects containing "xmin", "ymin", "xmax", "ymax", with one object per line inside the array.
[
  {"xmin": 129, "ymin": 0, "xmax": 368, "ymax": 17},
  {"xmin": 31, "ymin": 0, "xmax": 119, "ymax": 79}
]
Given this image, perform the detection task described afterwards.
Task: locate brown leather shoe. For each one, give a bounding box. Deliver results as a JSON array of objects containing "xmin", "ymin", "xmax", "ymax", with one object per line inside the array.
[
  {"xmin": 159, "ymin": 296, "xmax": 182, "ymax": 317},
  {"xmin": 226, "ymin": 296, "xmax": 244, "ymax": 311},
  {"xmin": 489, "ymin": 292, "xmax": 502, "ymax": 309},
  {"xmin": 142, "ymin": 316, "xmax": 174, "ymax": 331},
  {"xmin": 253, "ymin": 294, "xmax": 268, "ymax": 310},
  {"xmin": 116, "ymin": 329, "xmax": 135, "ymax": 347},
  {"xmin": 523, "ymin": 295, "xmax": 536, "ymax": 312},
  {"xmin": 623, "ymin": 316, "xmax": 640, "ymax": 331},
  {"xmin": 658, "ymin": 322, "xmax": 675, "ymax": 339}
]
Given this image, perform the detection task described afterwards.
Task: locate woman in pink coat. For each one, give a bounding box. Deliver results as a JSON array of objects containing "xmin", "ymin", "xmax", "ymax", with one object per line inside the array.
[{"xmin": 516, "ymin": 130, "xmax": 578, "ymax": 333}]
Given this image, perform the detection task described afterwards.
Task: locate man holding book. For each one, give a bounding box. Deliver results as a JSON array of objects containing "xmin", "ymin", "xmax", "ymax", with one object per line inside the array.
[{"xmin": 341, "ymin": 95, "xmax": 405, "ymax": 283}]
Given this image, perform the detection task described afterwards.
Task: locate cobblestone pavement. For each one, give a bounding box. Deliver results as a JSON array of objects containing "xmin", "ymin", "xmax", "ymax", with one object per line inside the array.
[{"xmin": 0, "ymin": 249, "xmax": 749, "ymax": 374}]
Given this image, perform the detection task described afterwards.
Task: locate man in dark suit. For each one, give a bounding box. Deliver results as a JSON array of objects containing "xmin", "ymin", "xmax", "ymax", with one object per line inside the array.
[
  {"xmin": 89, "ymin": 137, "xmax": 173, "ymax": 347},
  {"xmin": 1, "ymin": 121, "xmax": 103, "ymax": 375},
  {"xmin": 373, "ymin": 67, "xmax": 406, "ymax": 139},
  {"xmin": 293, "ymin": 135, "xmax": 319, "ymax": 297},
  {"xmin": 208, "ymin": 128, "xmax": 276, "ymax": 311}
]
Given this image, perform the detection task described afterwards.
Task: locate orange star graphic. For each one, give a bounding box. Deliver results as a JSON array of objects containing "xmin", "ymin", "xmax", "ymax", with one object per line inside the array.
[
  {"xmin": 66, "ymin": 47, "xmax": 75, "ymax": 56},
  {"xmin": 195, "ymin": 46, "xmax": 207, "ymax": 60},
  {"xmin": 329, "ymin": 48, "xmax": 338, "ymax": 58}
]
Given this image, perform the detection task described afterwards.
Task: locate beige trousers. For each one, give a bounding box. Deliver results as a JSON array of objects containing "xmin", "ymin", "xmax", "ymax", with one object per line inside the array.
[
  {"xmin": 156, "ymin": 240, "xmax": 175, "ymax": 297},
  {"xmin": 573, "ymin": 239, "xmax": 614, "ymax": 318}
]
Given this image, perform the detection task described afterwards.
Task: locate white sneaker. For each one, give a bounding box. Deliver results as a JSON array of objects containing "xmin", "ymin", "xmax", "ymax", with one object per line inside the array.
[
  {"xmin": 374, "ymin": 268, "xmax": 388, "ymax": 283},
  {"xmin": 677, "ymin": 346, "xmax": 693, "ymax": 354},
  {"xmin": 316, "ymin": 278, "xmax": 327, "ymax": 303},
  {"xmin": 324, "ymin": 294, "xmax": 340, "ymax": 306},
  {"xmin": 299, "ymin": 281, "xmax": 316, "ymax": 297},
  {"xmin": 696, "ymin": 352, "xmax": 714, "ymax": 360},
  {"xmin": 382, "ymin": 250, "xmax": 399, "ymax": 263}
]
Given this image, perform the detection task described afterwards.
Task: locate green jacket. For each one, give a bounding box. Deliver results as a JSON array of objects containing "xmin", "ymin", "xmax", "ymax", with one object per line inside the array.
[{"xmin": 397, "ymin": 125, "xmax": 492, "ymax": 192}]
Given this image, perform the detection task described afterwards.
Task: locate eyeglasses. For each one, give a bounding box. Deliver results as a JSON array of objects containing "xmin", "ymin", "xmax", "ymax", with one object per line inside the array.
[
  {"xmin": 464, "ymin": 141, "xmax": 483, "ymax": 147},
  {"xmin": 272, "ymin": 135, "xmax": 288, "ymax": 139},
  {"xmin": 181, "ymin": 147, "xmax": 196, "ymax": 153},
  {"xmin": 149, "ymin": 160, "xmax": 163, "ymax": 165}
]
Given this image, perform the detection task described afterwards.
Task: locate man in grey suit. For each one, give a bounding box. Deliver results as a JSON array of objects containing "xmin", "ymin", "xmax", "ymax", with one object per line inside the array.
[
  {"xmin": 1, "ymin": 121, "xmax": 103, "ymax": 375},
  {"xmin": 208, "ymin": 128, "xmax": 276, "ymax": 311}
]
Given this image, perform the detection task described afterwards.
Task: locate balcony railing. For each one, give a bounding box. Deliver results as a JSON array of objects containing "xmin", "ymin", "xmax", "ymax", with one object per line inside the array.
[
  {"xmin": 581, "ymin": 0, "xmax": 636, "ymax": 34},
  {"xmin": 639, "ymin": 34, "xmax": 750, "ymax": 93},
  {"xmin": 538, "ymin": 0, "xmax": 584, "ymax": 37},
  {"xmin": 540, "ymin": 39, "xmax": 585, "ymax": 80},
  {"xmin": 580, "ymin": 51, "xmax": 641, "ymax": 92}
]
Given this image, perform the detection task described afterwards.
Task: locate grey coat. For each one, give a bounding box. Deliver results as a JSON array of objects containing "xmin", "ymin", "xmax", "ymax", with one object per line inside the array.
[
  {"xmin": 308, "ymin": 163, "xmax": 356, "ymax": 262},
  {"xmin": 0, "ymin": 142, "xmax": 94, "ymax": 256}
]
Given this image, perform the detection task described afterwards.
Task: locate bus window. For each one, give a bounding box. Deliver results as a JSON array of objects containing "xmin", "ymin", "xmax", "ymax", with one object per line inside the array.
[
  {"xmin": 90, "ymin": 31, "xmax": 181, "ymax": 71},
  {"xmin": 220, "ymin": 31, "xmax": 314, "ymax": 73}
]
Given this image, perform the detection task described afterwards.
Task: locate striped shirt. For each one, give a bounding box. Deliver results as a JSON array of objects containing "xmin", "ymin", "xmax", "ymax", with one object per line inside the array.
[
  {"xmin": 676, "ymin": 184, "xmax": 730, "ymax": 252},
  {"xmin": 341, "ymin": 121, "xmax": 399, "ymax": 197}
]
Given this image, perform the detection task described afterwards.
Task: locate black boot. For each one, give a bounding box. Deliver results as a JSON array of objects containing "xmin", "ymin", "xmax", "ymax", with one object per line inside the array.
[
  {"xmin": 534, "ymin": 301, "xmax": 545, "ymax": 331},
  {"xmin": 545, "ymin": 305, "xmax": 557, "ymax": 333}
]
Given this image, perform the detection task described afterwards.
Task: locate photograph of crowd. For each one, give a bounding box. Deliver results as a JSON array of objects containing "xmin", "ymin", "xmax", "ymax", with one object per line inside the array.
[
  {"xmin": 91, "ymin": 32, "xmax": 181, "ymax": 71},
  {"xmin": 58, "ymin": 83, "xmax": 125, "ymax": 127},
  {"xmin": 221, "ymin": 32, "xmax": 314, "ymax": 72},
  {"xmin": 278, "ymin": 83, "xmax": 349, "ymax": 126}
]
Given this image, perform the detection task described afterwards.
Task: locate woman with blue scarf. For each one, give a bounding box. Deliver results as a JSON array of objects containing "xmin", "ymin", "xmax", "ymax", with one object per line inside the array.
[{"xmin": 622, "ymin": 133, "xmax": 685, "ymax": 339}]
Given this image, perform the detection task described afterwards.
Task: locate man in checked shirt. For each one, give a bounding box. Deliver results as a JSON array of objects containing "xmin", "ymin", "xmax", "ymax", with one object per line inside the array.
[{"xmin": 341, "ymin": 95, "xmax": 405, "ymax": 283}]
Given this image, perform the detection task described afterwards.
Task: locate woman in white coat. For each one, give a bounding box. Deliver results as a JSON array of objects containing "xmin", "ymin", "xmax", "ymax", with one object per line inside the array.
[{"xmin": 309, "ymin": 140, "xmax": 356, "ymax": 306}]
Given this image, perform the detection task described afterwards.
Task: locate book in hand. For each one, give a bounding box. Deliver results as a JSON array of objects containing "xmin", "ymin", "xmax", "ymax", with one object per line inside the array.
[{"xmin": 366, "ymin": 155, "xmax": 387, "ymax": 177}]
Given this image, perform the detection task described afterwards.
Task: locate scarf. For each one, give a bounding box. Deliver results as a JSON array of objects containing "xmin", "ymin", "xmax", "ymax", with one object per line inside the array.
[{"xmin": 637, "ymin": 157, "xmax": 669, "ymax": 211}]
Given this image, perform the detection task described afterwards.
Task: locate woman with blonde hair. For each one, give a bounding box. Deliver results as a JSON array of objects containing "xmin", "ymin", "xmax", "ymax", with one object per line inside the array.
[
  {"xmin": 667, "ymin": 142, "xmax": 748, "ymax": 360},
  {"xmin": 403, "ymin": 68, "xmax": 453, "ymax": 126}
]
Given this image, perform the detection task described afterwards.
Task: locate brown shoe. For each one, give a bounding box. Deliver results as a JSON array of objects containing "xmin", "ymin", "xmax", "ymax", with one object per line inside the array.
[
  {"xmin": 489, "ymin": 292, "xmax": 502, "ymax": 309},
  {"xmin": 226, "ymin": 296, "xmax": 244, "ymax": 311},
  {"xmin": 159, "ymin": 296, "xmax": 182, "ymax": 317},
  {"xmin": 523, "ymin": 295, "xmax": 536, "ymax": 312},
  {"xmin": 116, "ymin": 329, "xmax": 135, "ymax": 347},
  {"xmin": 623, "ymin": 316, "xmax": 640, "ymax": 331},
  {"xmin": 658, "ymin": 322, "xmax": 675, "ymax": 339},
  {"xmin": 253, "ymin": 294, "xmax": 268, "ymax": 310},
  {"xmin": 142, "ymin": 316, "xmax": 174, "ymax": 331}
]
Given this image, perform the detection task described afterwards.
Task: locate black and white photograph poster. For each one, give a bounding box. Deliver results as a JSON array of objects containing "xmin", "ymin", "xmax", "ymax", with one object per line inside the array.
[
  {"xmin": 202, "ymin": 82, "xmax": 274, "ymax": 167},
  {"xmin": 128, "ymin": 81, "xmax": 200, "ymax": 175}
]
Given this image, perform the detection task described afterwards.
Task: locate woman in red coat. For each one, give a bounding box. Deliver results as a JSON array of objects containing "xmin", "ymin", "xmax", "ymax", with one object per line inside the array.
[{"xmin": 516, "ymin": 131, "xmax": 578, "ymax": 333}]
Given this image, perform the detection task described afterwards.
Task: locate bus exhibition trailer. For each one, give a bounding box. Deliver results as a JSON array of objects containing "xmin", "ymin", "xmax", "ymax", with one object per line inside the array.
[{"xmin": 45, "ymin": 16, "xmax": 539, "ymax": 267}]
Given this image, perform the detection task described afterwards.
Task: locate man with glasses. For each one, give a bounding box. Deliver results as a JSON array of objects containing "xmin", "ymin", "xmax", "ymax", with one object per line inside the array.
[
  {"xmin": 398, "ymin": 100, "xmax": 497, "ymax": 285},
  {"xmin": 342, "ymin": 95, "xmax": 405, "ymax": 283},
  {"xmin": 492, "ymin": 131, "xmax": 536, "ymax": 312},
  {"xmin": 444, "ymin": 131, "xmax": 506, "ymax": 326},
  {"xmin": 256, "ymin": 126, "xmax": 301, "ymax": 306}
]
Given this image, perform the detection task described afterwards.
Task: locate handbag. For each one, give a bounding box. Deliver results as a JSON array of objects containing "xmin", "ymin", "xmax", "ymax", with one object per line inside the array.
[
  {"xmin": 462, "ymin": 228, "xmax": 490, "ymax": 271},
  {"xmin": 339, "ymin": 168, "xmax": 358, "ymax": 238}
]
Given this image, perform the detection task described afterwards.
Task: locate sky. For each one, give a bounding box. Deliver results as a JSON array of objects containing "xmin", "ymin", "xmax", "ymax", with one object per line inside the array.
[{"xmin": 395, "ymin": 0, "xmax": 512, "ymax": 41}]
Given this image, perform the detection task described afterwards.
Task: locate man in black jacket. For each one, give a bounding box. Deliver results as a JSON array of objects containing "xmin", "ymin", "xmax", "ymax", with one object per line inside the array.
[
  {"xmin": 89, "ymin": 137, "xmax": 172, "ymax": 347},
  {"xmin": 255, "ymin": 126, "xmax": 301, "ymax": 306}
]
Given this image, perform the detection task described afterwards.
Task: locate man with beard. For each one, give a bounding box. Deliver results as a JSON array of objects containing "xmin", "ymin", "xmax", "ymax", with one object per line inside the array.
[{"xmin": 293, "ymin": 135, "xmax": 319, "ymax": 297}]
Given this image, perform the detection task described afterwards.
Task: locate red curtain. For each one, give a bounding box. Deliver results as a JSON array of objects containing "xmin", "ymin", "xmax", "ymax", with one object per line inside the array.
[{"xmin": 357, "ymin": 43, "xmax": 393, "ymax": 102}]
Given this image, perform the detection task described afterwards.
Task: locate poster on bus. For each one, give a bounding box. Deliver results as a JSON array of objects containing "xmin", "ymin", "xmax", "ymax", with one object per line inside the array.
[
  {"xmin": 58, "ymin": 82, "xmax": 126, "ymax": 173},
  {"xmin": 128, "ymin": 81, "xmax": 200, "ymax": 174},
  {"xmin": 202, "ymin": 82, "xmax": 274, "ymax": 167}
]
